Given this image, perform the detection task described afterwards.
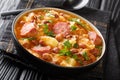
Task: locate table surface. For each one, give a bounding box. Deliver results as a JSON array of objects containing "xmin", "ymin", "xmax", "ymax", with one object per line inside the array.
[{"xmin": 0, "ymin": 0, "xmax": 120, "ymax": 80}]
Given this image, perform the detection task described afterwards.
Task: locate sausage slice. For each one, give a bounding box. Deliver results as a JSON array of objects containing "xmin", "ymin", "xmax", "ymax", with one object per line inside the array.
[
  {"xmin": 32, "ymin": 46, "xmax": 51, "ymax": 54},
  {"xmin": 53, "ymin": 22, "xmax": 70, "ymax": 36},
  {"xmin": 88, "ymin": 31, "xmax": 102, "ymax": 46},
  {"xmin": 20, "ymin": 23, "xmax": 37, "ymax": 37}
]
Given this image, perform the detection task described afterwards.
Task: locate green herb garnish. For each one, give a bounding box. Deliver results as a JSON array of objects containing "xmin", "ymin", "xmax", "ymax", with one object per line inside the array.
[
  {"xmin": 71, "ymin": 25, "xmax": 77, "ymax": 31},
  {"xmin": 73, "ymin": 43, "xmax": 79, "ymax": 48},
  {"xmin": 72, "ymin": 54, "xmax": 83, "ymax": 64},
  {"xmin": 95, "ymin": 46, "xmax": 102, "ymax": 56},
  {"xmin": 64, "ymin": 40, "xmax": 72, "ymax": 49},
  {"xmin": 59, "ymin": 40, "xmax": 72, "ymax": 57},
  {"xmin": 59, "ymin": 46, "xmax": 72, "ymax": 56},
  {"xmin": 70, "ymin": 18, "xmax": 80, "ymax": 24},
  {"xmin": 78, "ymin": 59, "xmax": 83, "ymax": 65},
  {"xmin": 60, "ymin": 40, "xmax": 83, "ymax": 65},
  {"xmin": 82, "ymin": 51, "xmax": 89, "ymax": 60},
  {"xmin": 72, "ymin": 54, "xmax": 78, "ymax": 59},
  {"xmin": 22, "ymin": 37, "xmax": 36, "ymax": 41},
  {"xmin": 70, "ymin": 18, "xmax": 89, "ymax": 30},
  {"xmin": 96, "ymin": 46, "xmax": 102, "ymax": 50},
  {"xmin": 70, "ymin": 18, "xmax": 84, "ymax": 26},
  {"xmin": 43, "ymin": 24, "xmax": 55, "ymax": 37},
  {"xmin": 59, "ymin": 45, "xmax": 83, "ymax": 64}
]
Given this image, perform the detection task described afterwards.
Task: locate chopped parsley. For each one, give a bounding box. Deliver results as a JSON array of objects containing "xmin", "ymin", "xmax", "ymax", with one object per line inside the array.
[
  {"xmin": 70, "ymin": 18, "xmax": 89, "ymax": 30},
  {"xmin": 71, "ymin": 25, "xmax": 77, "ymax": 31},
  {"xmin": 72, "ymin": 54, "xmax": 78, "ymax": 60},
  {"xmin": 22, "ymin": 37, "xmax": 36, "ymax": 41},
  {"xmin": 59, "ymin": 40, "xmax": 83, "ymax": 65},
  {"xmin": 70, "ymin": 18, "xmax": 80, "ymax": 22},
  {"xmin": 95, "ymin": 46, "xmax": 102, "ymax": 56},
  {"xmin": 82, "ymin": 51, "xmax": 89, "ymax": 60},
  {"xmin": 72, "ymin": 54, "xmax": 83, "ymax": 65},
  {"xmin": 59, "ymin": 46, "xmax": 72, "ymax": 56},
  {"xmin": 70, "ymin": 18, "xmax": 84, "ymax": 26},
  {"xmin": 59, "ymin": 47, "xmax": 78, "ymax": 59},
  {"xmin": 96, "ymin": 46, "xmax": 102, "ymax": 50},
  {"xmin": 64, "ymin": 40, "xmax": 72, "ymax": 49},
  {"xmin": 59, "ymin": 40, "xmax": 72, "ymax": 56},
  {"xmin": 78, "ymin": 59, "xmax": 83, "ymax": 65},
  {"xmin": 59, "ymin": 44, "xmax": 83, "ymax": 65},
  {"xmin": 73, "ymin": 43, "xmax": 79, "ymax": 48},
  {"xmin": 43, "ymin": 24, "xmax": 55, "ymax": 37}
]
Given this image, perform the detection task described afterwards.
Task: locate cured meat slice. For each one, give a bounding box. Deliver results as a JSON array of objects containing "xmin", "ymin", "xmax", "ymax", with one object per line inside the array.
[
  {"xmin": 53, "ymin": 22, "xmax": 70, "ymax": 36},
  {"xmin": 20, "ymin": 23, "xmax": 37, "ymax": 37},
  {"xmin": 88, "ymin": 31, "xmax": 102, "ymax": 46}
]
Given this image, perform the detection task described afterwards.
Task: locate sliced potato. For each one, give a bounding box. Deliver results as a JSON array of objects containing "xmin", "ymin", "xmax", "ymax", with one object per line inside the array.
[
  {"xmin": 60, "ymin": 58, "xmax": 77, "ymax": 67},
  {"xmin": 40, "ymin": 36, "xmax": 58, "ymax": 47}
]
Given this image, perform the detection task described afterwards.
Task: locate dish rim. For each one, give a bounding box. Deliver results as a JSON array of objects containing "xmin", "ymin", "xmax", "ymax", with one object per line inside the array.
[{"xmin": 12, "ymin": 7, "xmax": 106, "ymax": 69}]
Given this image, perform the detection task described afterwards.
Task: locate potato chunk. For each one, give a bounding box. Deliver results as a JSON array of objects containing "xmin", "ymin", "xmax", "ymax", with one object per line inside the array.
[
  {"xmin": 40, "ymin": 36, "xmax": 58, "ymax": 47},
  {"xmin": 60, "ymin": 58, "xmax": 77, "ymax": 67}
]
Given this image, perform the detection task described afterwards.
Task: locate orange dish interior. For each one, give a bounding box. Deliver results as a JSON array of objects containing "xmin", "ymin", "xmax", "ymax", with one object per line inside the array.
[{"xmin": 14, "ymin": 9, "xmax": 103, "ymax": 67}]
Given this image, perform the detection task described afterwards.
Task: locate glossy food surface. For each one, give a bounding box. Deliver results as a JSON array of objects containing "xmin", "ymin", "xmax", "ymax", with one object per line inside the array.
[{"xmin": 14, "ymin": 8, "xmax": 103, "ymax": 67}]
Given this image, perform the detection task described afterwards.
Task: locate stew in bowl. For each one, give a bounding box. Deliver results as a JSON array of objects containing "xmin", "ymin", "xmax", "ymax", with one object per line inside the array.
[{"xmin": 13, "ymin": 7, "xmax": 105, "ymax": 68}]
